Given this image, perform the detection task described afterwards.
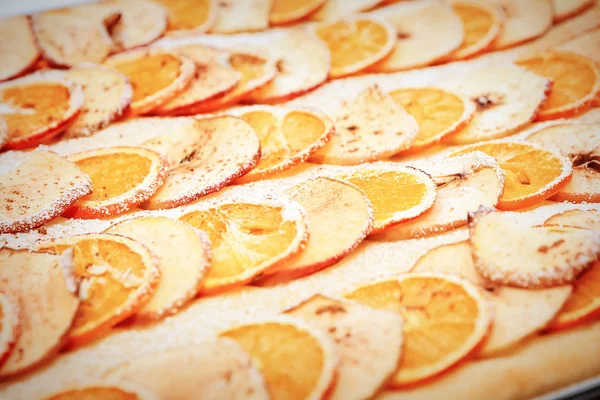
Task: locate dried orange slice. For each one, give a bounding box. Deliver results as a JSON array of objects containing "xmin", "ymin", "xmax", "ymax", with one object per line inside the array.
[
  {"xmin": 152, "ymin": 45, "xmax": 241, "ymax": 116},
  {"xmin": 545, "ymin": 209, "xmax": 600, "ymax": 229},
  {"xmin": 515, "ymin": 51, "xmax": 600, "ymax": 121},
  {"xmin": 220, "ymin": 317, "xmax": 337, "ymax": 400},
  {"xmin": 367, "ymin": 0, "xmax": 464, "ymax": 72},
  {"xmin": 270, "ymin": 0, "xmax": 326, "ymax": 25},
  {"xmin": 141, "ymin": 116, "xmax": 260, "ymax": 209},
  {"xmin": 311, "ymin": 0, "xmax": 382, "ymax": 20},
  {"xmin": 259, "ymin": 177, "xmax": 373, "ymax": 285},
  {"xmin": 372, "ymin": 152, "xmax": 504, "ymax": 241},
  {"xmin": 42, "ymin": 383, "xmax": 159, "ymax": 400},
  {"xmin": 469, "ymin": 207, "xmax": 600, "ymax": 288},
  {"xmin": 0, "ymin": 149, "xmax": 92, "ymax": 234},
  {"xmin": 104, "ymin": 49, "xmax": 196, "ymax": 115},
  {"xmin": 311, "ymin": 86, "xmax": 418, "ymax": 165},
  {"xmin": 552, "ymin": 0, "xmax": 594, "ymax": 22},
  {"xmin": 452, "ymin": 141, "xmax": 572, "ymax": 210},
  {"xmin": 107, "ymin": 0, "xmax": 168, "ymax": 51},
  {"xmin": 0, "ymin": 292, "xmax": 19, "ymax": 369},
  {"xmin": 334, "ymin": 164, "xmax": 436, "ymax": 234},
  {"xmin": 210, "ymin": 0, "xmax": 272, "ymax": 33},
  {"xmin": 36, "ymin": 233, "xmax": 160, "ymax": 348},
  {"xmin": 286, "ymin": 295, "xmax": 403, "ymax": 400},
  {"xmin": 444, "ymin": 1, "xmax": 504, "ymax": 60},
  {"xmin": 106, "ymin": 337, "xmax": 269, "ymax": 399},
  {"xmin": 490, "ymin": 0, "xmax": 553, "ymax": 50},
  {"xmin": 185, "ymin": 51, "xmax": 277, "ymax": 113},
  {"xmin": 525, "ymin": 123, "xmax": 600, "ymax": 203},
  {"xmin": 64, "ymin": 64, "xmax": 133, "ymax": 138},
  {"xmin": 0, "ymin": 16, "xmax": 40, "ymax": 82},
  {"xmin": 545, "ymin": 210, "xmax": 600, "ymax": 330},
  {"xmin": 390, "ymin": 87, "xmax": 476, "ymax": 153},
  {"xmin": 345, "ymin": 273, "xmax": 492, "ymax": 387},
  {"xmin": 232, "ymin": 106, "xmax": 334, "ymax": 182},
  {"xmin": 0, "ymin": 249, "xmax": 79, "ymax": 378},
  {"xmin": 106, "ymin": 216, "xmax": 211, "ymax": 321},
  {"xmin": 179, "ymin": 201, "xmax": 308, "ymax": 294},
  {"xmin": 439, "ymin": 65, "xmax": 551, "ymax": 144},
  {"xmin": 65, "ymin": 147, "xmax": 168, "ymax": 219},
  {"xmin": 412, "ymin": 241, "xmax": 572, "ymax": 356},
  {"xmin": 0, "ymin": 70, "xmax": 83, "ymax": 150},
  {"xmin": 31, "ymin": 6, "xmax": 116, "ymax": 67},
  {"xmin": 313, "ymin": 17, "xmax": 395, "ymax": 79},
  {"xmin": 154, "ymin": 0, "xmax": 216, "ymax": 33}
]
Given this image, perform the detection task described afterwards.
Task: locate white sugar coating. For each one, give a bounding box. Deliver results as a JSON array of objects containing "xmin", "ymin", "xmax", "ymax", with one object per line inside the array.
[
  {"xmin": 0, "ymin": 150, "xmax": 31, "ymax": 175},
  {"xmin": 2, "ymin": 9, "xmax": 600, "ymax": 398}
]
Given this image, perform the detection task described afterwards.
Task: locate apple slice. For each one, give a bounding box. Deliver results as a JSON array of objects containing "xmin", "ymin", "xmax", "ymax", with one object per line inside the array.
[
  {"xmin": 311, "ymin": 85, "xmax": 418, "ymax": 165},
  {"xmin": 490, "ymin": 0, "xmax": 553, "ymax": 49},
  {"xmin": 438, "ymin": 65, "xmax": 551, "ymax": 144},
  {"xmin": 258, "ymin": 177, "xmax": 373, "ymax": 285},
  {"xmin": 151, "ymin": 44, "xmax": 241, "ymax": 116},
  {"xmin": 0, "ymin": 292, "xmax": 19, "ymax": 369},
  {"xmin": 412, "ymin": 241, "xmax": 572, "ymax": 356},
  {"xmin": 107, "ymin": 0, "xmax": 168, "ymax": 51},
  {"xmin": 210, "ymin": 0, "xmax": 272, "ymax": 33},
  {"xmin": 372, "ymin": 152, "xmax": 504, "ymax": 241},
  {"xmin": 525, "ymin": 123, "xmax": 600, "ymax": 203},
  {"xmin": 469, "ymin": 206, "xmax": 600, "ymax": 288},
  {"xmin": 0, "ymin": 149, "xmax": 92, "ymax": 234},
  {"xmin": 544, "ymin": 209, "xmax": 600, "ymax": 230},
  {"xmin": 0, "ymin": 249, "xmax": 79, "ymax": 378},
  {"xmin": 64, "ymin": 64, "xmax": 133, "ymax": 138},
  {"xmin": 557, "ymin": 28, "xmax": 600, "ymax": 64},
  {"xmin": 31, "ymin": 5, "xmax": 116, "ymax": 67},
  {"xmin": 142, "ymin": 115, "xmax": 260, "ymax": 209},
  {"xmin": 0, "ymin": 16, "xmax": 40, "ymax": 82},
  {"xmin": 552, "ymin": 0, "xmax": 594, "ymax": 22},
  {"xmin": 544, "ymin": 209, "xmax": 600, "ymax": 331},
  {"xmin": 106, "ymin": 216, "xmax": 211, "ymax": 321},
  {"xmin": 285, "ymin": 295, "xmax": 403, "ymax": 400},
  {"xmin": 311, "ymin": 0, "xmax": 382, "ymax": 20},
  {"xmin": 367, "ymin": 0, "xmax": 464, "ymax": 72},
  {"xmin": 106, "ymin": 337, "xmax": 269, "ymax": 400}
]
